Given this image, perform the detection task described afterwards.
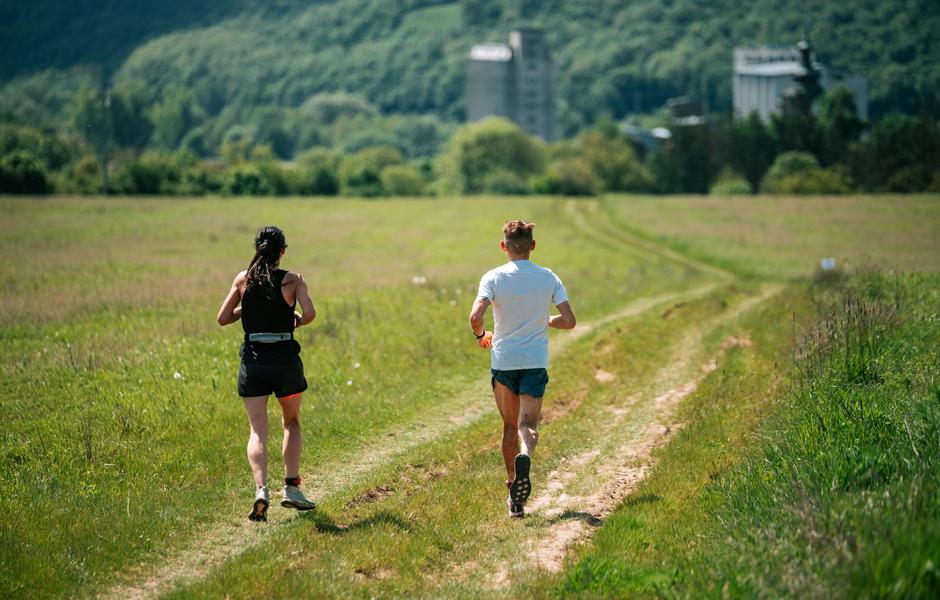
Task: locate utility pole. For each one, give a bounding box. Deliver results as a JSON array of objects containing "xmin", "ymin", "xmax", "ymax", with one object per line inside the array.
[{"xmin": 101, "ymin": 88, "xmax": 111, "ymax": 195}]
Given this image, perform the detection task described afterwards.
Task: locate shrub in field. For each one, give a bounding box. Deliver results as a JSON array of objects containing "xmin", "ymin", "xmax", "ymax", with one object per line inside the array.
[
  {"xmin": 53, "ymin": 154, "xmax": 101, "ymax": 194},
  {"xmin": 113, "ymin": 151, "xmax": 177, "ymax": 194},
  {"xmin": 0, "ymin": 149, "xmax": 51, "ymax": 193},
  {"xmin": 708, "ymin": 169, "xmax": 751, "ymax": 195},
  {"xmin": 340, "ymin": 145, "xmax": 403, "ymax": 196},
  {"xmin": 480, "ymin": 169, "xmax": 531, "ymax": 195},
  {"xmin": 537, "ymin": 157, "xmax": 598, "ymax": 196},
  {"xmin": 579, "ymin": 124, "xmax": 652, "ymax": 192},
  {"xmin": 293, "ymin": 148, "xmax": 342, "ymax": 196},
  {"xmin": 0, "ymin": 123, "xmax": 80, "ymax": 171},
  {"xmin": 380, "ymin": 164, "xmax": 427, "ymax": 196},
  {"xmin": 760, "ymin": 151, "xmax": 852, "ymax": 194},
  {"xmin": 436, "ymin": 117, "xmax": 544, "ymax": 194},
  {"xmin": 770, "ymin": 168, "xmax": 853, "ymax": 195}
]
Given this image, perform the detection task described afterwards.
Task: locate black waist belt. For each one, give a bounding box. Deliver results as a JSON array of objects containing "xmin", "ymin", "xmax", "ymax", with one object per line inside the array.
[{"xmin": 246, "ymin": 332, "xmax": 293, "ymax": 343}]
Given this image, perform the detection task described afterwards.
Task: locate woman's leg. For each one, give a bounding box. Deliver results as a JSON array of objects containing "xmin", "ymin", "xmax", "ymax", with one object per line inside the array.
[
  {"xmin": 277, "ymin": 393, "xmax": 303, "ymax": 479},
  {"xmin": 242, "ymin": 395, "xmax": 269, "ymax": 487}
]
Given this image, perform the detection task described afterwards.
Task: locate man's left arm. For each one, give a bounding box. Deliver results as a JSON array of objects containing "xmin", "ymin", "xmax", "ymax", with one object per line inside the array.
[{"xmin": 549, "ymin": 301, "xmax": 576, "ymax": 330}]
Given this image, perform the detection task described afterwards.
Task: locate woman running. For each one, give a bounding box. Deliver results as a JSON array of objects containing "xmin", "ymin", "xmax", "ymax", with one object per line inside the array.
[{"xmin": 216, "ymin": 225, "xmax": 318, "ymax": 522}]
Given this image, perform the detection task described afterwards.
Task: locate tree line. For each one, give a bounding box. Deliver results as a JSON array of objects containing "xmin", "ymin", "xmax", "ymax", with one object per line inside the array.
[{"xmin": 2, "ymin": 84, "xmax": 938, "ymax": 196}]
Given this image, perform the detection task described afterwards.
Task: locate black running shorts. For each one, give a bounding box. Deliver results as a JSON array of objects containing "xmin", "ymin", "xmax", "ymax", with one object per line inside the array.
[
  {"xmin": 491, "ymin": 368, "xmax": 549, "ymax": 398},
  {"xmin": 238, "ymin": 358, "xmax": 308, "ymax": 398}
]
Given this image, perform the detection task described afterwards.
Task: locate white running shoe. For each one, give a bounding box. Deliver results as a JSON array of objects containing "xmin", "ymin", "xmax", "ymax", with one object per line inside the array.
[
  {"xmin": 281, "ymin": 485, "xmax": 316, "ymax": 511},
  {"xmin": 249, "ymin": 486, "xmax": 269, "ymax": 522}
]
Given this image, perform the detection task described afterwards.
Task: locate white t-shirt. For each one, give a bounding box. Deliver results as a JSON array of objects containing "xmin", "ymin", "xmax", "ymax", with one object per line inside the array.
[{"xmin": 477, "ymin": 259, "xmax": 569, "ymax": 370}]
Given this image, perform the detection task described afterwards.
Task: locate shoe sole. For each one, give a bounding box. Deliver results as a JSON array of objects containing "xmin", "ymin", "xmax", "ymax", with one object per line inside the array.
[
  {"xmin": 281, "ymin": 499, "xmax": 316, "ymax": 511},
  {"xmin": 510, "ymin": 454, "xmax": 532, "ymax": 505},
  {"xmin": 509, "ymin": 507, "xmax": 525, "ymax": 518},
  {"xmin": 248, "ymin": 498, "xmax": 269, "ymax": 522}
]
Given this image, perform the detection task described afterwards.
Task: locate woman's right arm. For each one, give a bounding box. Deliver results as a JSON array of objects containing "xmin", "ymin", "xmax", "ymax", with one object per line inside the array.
[
  {"xmin": 217, "ymin": 271, "xmax": 246, "ymax": 326},
  {"xmin": 294, "ymin": 274, "xmax": 316, "ymax": 327}
]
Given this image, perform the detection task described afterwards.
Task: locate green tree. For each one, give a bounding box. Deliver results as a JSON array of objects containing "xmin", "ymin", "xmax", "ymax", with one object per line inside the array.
[
  {"xmin": 578, "ymin": 122, "xmax": 652, "ymax": 192},
  {"xmin": 0, "ymin": 150, "xmax": 51, "ymax": 193},
  {"xmin": 340, "ymin": 146, "xmax": 403, "ymax": 196},
  {"xmin": 380, "ymin": 164, "xmax": 428, "ymax": 196},
  {"xmin": 436, "ymin": 117, "xmax": 545, "ymax": 194},
  {"xmin": 854, "ymin": 114, "xmax": 940, "ymax": 191},
  {"xmin": 150, "ymin": 86, "xmax": 193, "ymax": 149},
  {"xmin": 71, "ymin": 84, "xmax": 113, "ymax": 193},
  {"xmin": 718, "ymin": 113, "xmax": 777, "ymax": 191},
  {"xmin": 818, "ymin": 86, "xmax": 864, "ymax": 166},
  {"xmin": 650, "ymin": 124, "xmax": 712, "ymax": 194}
]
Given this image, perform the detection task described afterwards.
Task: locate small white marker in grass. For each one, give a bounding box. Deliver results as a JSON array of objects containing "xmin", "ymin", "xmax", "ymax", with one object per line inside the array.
[
  {"xmin": 411, "ymin": 275, "xmax": 427, "ymax": 285},
  {"xmin": 346, "ymin": 380, "xmax": 353, "ymax": 386},
  {"xmin": 820, "ymin": 257, "xmax": 837, "ymax": 271},
  {"xmin": 173, "ymin": 371, "xmax": 182, "ymax": 380},
  {"xmin": 354, "ymin": 362, "xmax": 361, "ymax": 369}
]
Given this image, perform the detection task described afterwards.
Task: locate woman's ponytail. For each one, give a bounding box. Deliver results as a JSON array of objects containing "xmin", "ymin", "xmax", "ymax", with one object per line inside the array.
[{"xmin": 246, "ymin": 226, "xmax": 286, "ymax": 294}]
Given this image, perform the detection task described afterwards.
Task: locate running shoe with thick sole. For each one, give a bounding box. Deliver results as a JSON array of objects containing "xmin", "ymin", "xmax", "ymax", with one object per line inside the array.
[
  {"xmin": 510, "ymin": 453, "xmax": 532, "ymax": 506},
  {"xmin": 248, "ymin": 486, "xmax": 269, "ymax": 522},
  {"xmin": 281, "ymin": 485, "xmax": 317, "ymax": 511},
  {"xmin": 508, "ymin": 496, "xmax": 525, "ymax": 518}
]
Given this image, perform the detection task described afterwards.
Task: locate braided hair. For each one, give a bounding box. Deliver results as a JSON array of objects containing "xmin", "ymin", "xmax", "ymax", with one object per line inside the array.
[{"xmin": 246, "ymin": 225, "xmax": 287, "ymax": 295}]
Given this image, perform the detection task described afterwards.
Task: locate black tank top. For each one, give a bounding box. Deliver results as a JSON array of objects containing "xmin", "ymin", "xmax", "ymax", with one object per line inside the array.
[{"xmin": 240, "ymin": 269, "xmax": 301, "ymax": 364}]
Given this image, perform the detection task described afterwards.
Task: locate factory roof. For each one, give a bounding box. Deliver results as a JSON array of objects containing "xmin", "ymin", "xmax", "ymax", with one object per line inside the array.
[
  {"xmin": 470, "ymin": 44, "xmax": 513, "ymax": 62},
  {"xmin": 735, "ymin": 61, "xmax": 812, "ymax": 77}
]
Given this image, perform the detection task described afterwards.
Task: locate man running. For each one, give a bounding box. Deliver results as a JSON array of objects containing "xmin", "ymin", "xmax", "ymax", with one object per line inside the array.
[{"xmin": 469, "ymin": 220, "xmax": 576, "ymax": 517}]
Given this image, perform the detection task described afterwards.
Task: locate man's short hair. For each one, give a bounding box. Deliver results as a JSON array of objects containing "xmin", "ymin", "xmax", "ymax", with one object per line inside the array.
[{"xmin": 503, "ymin": 220, "xmax": 535, "ymax": 253}]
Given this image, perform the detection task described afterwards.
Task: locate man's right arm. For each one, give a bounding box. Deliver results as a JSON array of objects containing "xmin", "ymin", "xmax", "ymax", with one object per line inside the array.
[{"xmin": 469, "ymin": 298, "xmax": 493, "ymax": 348}]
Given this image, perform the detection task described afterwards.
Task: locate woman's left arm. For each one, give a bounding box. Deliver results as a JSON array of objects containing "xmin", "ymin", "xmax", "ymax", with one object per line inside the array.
[{"xmin": 217, "ymin": 272, "xmax": 246, "ymax": 326}]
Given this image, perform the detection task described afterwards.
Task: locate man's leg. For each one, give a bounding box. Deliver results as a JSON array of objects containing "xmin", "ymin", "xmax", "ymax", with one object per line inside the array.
[
  {"xmin": 493, "ymin": 380, "xmax": 521, "ymax": 482},
  {"xmin": 518, "ymin": 394, "xmax": 543, "ymax": 457},
  {"xmin": 242, "ymin": 395, "xmax": 269, "ymax": 487}
]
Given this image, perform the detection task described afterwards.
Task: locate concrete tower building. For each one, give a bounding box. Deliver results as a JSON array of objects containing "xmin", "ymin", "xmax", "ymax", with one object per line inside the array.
[
  {"xmin": 467, "ymin": 28, "xmax": 557, "ymax": 141},
  {"xmin": 733, "ymin": 43, "xmax": 868, "ymax": 122}
]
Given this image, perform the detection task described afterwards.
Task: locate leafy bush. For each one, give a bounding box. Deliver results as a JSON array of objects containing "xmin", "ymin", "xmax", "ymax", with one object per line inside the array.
[
  {"xmin": 709, "ymin": 175, "xmax": 752, "ymax": 195},
  {"xmin": 436, "ymin": 117, "xmax": 544, "ymax": 194},
  {"xmin": 340, "ymin": 145, "xmax": 403, "ymax": 197},
  {"xmin": 0, "ymin": 149, "xmax": 51, "ymax": 193},
  {"xmin": 54, "ymin": 155, "xmax": 101, "ymax": 194},
  {"xmin": 480, "ymin": 170, "xmax": 530, "ymax": 195},
  {"xmin": 380, "ymin": 164, "xmax": 427, "ymax": 196},
  {"xmin": 540, "ymin": 157, "xmax": 598, "ymax": 196},
  {"xmin": 771, "ymin": 168, "xmax": 853, "ymax": 194},
  {"xmin": 761, "ymin": 151, "xmax": 822, "ymax": 192},
  {"xmin": 709, "ymin": 168, "xmax": 752, "ymax": 195},
  {"xmin": 579, "ymin": 125, "xmax": 652, "ymax": 192}
]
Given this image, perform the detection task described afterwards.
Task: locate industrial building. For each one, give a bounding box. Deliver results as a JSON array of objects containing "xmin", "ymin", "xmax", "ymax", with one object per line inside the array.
[
  {"xmin": 466, "ymin": 28, "xmax": 558, "ymax": 141},
  {"xmin": 733, "ymin": 44, "xmax": 868, "ymax": 122}
]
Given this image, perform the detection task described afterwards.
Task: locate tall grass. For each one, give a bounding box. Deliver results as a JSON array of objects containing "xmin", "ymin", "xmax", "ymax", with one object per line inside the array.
[{"xmin": 682, "ymin": 271, "xmax": 940, "ymax": 597}]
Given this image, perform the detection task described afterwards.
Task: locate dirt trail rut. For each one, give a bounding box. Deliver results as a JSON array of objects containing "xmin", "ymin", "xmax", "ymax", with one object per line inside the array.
[{"xmin": 523, "ymin": 285, "xmax": 779, "ymax": 575}]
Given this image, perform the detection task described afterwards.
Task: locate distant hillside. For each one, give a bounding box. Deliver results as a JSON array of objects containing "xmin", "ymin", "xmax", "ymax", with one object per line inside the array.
[{"xmin": 2, "ymin": 0, "xmax": 937, "ymax": 143}]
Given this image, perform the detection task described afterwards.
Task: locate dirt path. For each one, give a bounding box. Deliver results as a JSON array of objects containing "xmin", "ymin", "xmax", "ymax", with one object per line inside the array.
[
  {"xmin": 441, "ymin": 283, "xmax": 779, "ymax": 591},
  {"xmin": 523, "ymin": 286, "xmax": 778, "ymax": 574}
]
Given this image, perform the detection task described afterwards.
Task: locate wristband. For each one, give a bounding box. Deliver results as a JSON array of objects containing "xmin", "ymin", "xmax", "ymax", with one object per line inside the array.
[{"xmin": 474, "ymin": 330, "xmax": 486, "ymax": 339}]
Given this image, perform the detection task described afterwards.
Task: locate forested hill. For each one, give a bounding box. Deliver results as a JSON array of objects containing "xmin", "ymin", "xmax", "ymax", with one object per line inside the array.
[{"xmin": 2, "ymin": 0, "xmax": 937, "ymax": 135}]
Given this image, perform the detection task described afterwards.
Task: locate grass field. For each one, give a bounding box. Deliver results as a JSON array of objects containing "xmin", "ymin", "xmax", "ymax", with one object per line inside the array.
[{"xmin": 1, "ymin": 194, "xmax": 938, "ymax": 598}]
